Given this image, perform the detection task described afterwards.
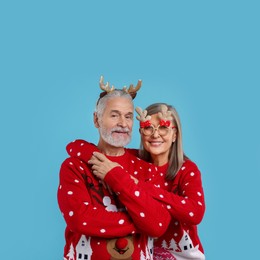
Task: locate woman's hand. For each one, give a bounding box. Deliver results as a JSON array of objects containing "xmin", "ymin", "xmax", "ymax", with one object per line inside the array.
[{"xmin": 88, "ymin": 152, "xmax": 120, "ymax": 180}]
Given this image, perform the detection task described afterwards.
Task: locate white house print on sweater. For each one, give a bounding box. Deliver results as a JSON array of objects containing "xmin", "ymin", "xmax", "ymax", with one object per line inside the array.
[
  {"xmin": 161, "ymin": 231, "xmax": 205, "ymax": 260},
  {"xmin": 75, "ymin": 235, "xmax": 93, "ymax": 260}
]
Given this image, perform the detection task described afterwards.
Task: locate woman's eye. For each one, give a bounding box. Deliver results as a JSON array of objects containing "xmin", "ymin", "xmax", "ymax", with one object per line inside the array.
[{"xmin": 159, "ymin": 126, "xmax": 168, "ymax": 130}]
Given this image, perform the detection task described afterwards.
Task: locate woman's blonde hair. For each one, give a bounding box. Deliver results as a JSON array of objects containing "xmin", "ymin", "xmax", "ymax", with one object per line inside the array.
[{"xmin": 139, "ymin": 103, "xmax": 189, "ymax": 180}]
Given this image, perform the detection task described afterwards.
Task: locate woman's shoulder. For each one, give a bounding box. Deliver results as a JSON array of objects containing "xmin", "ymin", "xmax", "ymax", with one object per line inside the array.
[
  {"xmin": 174, "ymin": 159, "xmax": 202, "ymax": 185},
  {"xmin": 183, "ymin": 159, "xmax": 199, "ymax": 168},
  {"xmin": 180, "ymin": 159, "xmax": 201, "ymax": 175}
]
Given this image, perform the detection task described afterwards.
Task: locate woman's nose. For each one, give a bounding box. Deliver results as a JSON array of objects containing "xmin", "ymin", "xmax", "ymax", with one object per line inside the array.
[{"xmin": 152, "ymin": 128, "xmax": 160, "ymax": 138}]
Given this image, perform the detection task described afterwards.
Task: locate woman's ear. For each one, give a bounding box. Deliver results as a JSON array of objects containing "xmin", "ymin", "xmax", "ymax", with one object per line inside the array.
[
  {"xmin": 172, "ymin": 128, "xmax": 177, "ymax": 143},
  {"xmin": 93, "ymin": 112, "xmax": 100, "ymax": 128}
]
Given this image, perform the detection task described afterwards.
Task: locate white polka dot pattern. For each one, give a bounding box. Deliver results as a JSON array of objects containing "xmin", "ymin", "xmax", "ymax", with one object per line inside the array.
[{"xmin": 135, "ymin": 191, "xmax": 140, "ymax": 197}]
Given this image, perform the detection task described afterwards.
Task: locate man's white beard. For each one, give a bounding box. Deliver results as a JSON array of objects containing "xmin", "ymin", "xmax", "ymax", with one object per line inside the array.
[{"xmin": 99, "ymin": 126, "xmax": 132, "ymax": 147}]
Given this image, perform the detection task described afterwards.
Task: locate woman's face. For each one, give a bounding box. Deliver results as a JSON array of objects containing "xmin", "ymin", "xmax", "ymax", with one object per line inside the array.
[{"xmin": 140, "ymin": 113, "xmax": 177, "ymax": 166}]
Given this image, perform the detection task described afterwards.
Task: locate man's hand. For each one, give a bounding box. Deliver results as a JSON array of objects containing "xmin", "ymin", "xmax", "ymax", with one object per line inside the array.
[{"xmin": 88, "ymin": 152, "xmax": 120, "ymax": 180}]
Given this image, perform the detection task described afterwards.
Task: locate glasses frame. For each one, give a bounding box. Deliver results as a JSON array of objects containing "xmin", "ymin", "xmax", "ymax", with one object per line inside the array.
[{"xmin": 140, "ymin": 124, "xmax": 176, "ymax": 136}]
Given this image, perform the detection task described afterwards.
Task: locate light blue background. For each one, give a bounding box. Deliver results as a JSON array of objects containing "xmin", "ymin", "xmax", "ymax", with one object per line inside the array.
[{"xmin": 1, "ymin": 1, "xmax": 259, "ymax": 259}]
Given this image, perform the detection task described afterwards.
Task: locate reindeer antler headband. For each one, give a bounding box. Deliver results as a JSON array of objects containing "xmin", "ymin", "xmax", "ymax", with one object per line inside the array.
[
  {"xmin": 136, "ymin": 104, "xmax": 174, "ymax": 128},
  {"xmin": 99, "ymin": 75, "xmax": 142, "ymax": 99},
  {"xmin": 135, "ymin": 107, "xmax": 152, "ymax": 128}
]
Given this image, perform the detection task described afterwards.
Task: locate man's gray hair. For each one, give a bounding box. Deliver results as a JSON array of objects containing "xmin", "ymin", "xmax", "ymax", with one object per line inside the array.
[{"xmin": 95, "ymin": 90, "xmax": 133, "ymax": 118}]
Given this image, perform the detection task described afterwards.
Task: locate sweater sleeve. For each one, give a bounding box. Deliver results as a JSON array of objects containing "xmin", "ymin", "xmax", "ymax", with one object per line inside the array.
[
  {"xmin": 66, "ymin": 139, "xmax": 99, "ymax": 161},
  {"xmin": 104, "ymin": 166, "xmax": 171, "ymax": 238},
  {"xmin": 139, "ymin": 161, "xmax": 205, "ymax": 225},
  {"xmin": 57, "ymin": 158, "xmax": 136, "ymax": 238}
]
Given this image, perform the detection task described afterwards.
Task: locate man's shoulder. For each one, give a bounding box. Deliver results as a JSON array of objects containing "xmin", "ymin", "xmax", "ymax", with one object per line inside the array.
[
  {"xmin": 63, "ymin": 139, "xmax": 98, "ymax": 163},
  {"xmin": 66, "ymin": 139, "xmax": 97, "ymax": 152}
]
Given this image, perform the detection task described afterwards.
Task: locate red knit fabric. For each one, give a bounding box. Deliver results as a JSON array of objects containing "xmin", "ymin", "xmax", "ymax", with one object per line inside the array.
[
  {"xmin": 57, "ymin": 139, "xmax": 171, "ymax": 260},
  {"xmin": 102, "ymin": 146, "xmax": 206, "ymax": 259},
  {"xmin": 139, "ymin": 160, "xmax": 206, "ymax": 259}
]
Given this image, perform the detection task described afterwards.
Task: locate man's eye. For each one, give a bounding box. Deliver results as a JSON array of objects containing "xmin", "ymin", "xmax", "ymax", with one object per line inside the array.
[
  {"xmin": 144, "ymin": 126, "xmax": 153, "ymax": 130},
  {"xmin": 111, "ymin": 114, "xmax": 119, "ymax": 117}
]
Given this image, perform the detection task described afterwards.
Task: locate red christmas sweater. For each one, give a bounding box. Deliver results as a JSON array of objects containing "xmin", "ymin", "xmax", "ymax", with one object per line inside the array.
[
  {"xmin": 98, "ymin": 146, "xmax": 206, "ymax": 260},
  {"xmin": 139, "ymin": 161, "xmax": 206, "ymax": 260},
  {"xmin": 57, "ymin": 139, "xmax": 171, "ymax": 260}
]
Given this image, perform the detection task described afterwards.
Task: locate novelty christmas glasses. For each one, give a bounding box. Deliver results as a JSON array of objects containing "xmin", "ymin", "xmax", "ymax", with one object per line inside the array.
[
  {"xmin": 140, "ymin": 124, "xmax": 175, "ymax": 136},
  {"xmin": 136, "ymin": 105, "xmax": 175, "ymax": 136}
]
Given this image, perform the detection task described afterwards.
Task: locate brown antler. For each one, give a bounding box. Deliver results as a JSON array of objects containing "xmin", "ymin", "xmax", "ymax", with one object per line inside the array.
[
  {"xmin": 158, "ymin": 105, "xmax": 173, "ymax": 121},
  {"xmin": 99, "ymin": 76, "xmax": 115, "ymax": 93},
  {"xmin": 123, "ymin": 80, "xmax": 142, "ymax": 97},
  {"xmin": 135, "ymin": 107, "xmax": 151, "ymax": 122}
]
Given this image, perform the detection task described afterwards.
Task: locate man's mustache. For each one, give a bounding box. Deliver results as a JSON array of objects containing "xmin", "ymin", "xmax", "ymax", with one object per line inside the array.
[{"xmin": 111, "ymin": 127, "xmax": 130, "ymax": 133}]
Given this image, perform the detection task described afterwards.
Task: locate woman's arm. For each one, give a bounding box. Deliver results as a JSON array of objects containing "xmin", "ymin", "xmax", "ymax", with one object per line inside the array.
[
  {"xmin": 139, "ymin": 161, "xmax": 206, "ymax": 225},
  {"xmin": 89, "ymin": 152, "xmax": 171, "ymax": 238}
]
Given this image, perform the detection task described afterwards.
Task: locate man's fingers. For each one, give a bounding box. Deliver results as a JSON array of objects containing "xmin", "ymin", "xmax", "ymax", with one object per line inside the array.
[
  {"xmin": 88, "ymin": 155, "xmax": 101, "ymax": 165},
  {"xmin": 93, "ymin": 152, "xmax": 106, "ymax": 161},
  {"xmin": 91, "ymin": 164, "xmax": 100, "ymax": 171}
]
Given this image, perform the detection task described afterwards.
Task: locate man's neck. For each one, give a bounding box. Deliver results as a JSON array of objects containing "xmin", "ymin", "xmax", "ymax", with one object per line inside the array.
[{"xmin": 97, "ymin": 140, "xmax": 125, "ymax": 156}]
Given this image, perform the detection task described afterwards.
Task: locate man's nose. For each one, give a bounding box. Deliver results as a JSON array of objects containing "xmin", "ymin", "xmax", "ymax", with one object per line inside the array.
[{"xmin": 117, "ymin": 116, "xmax": 127, "ymax": 127}]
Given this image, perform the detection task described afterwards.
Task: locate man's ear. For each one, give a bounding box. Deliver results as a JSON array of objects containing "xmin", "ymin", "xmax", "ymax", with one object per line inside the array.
[{"xmin": 93, "ymin": 112, "xmax": 100, "ymax": 128}]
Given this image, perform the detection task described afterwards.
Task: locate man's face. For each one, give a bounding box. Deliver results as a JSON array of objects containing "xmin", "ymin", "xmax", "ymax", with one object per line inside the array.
[{"xmin": 96, "ymin": 97, "xmax": 134, "ymax": 147}]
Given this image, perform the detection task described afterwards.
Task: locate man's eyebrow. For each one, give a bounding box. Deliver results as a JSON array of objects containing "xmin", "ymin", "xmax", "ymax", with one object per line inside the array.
[
  {"xmin": 126, "ymin": 112, "xmax": 133, "ymax": 116},
  {"xmin": 110, "ymin": 110, "xmax": 133, "ymax": 116},
  {"xmin": 110, "ymin": 110, "xmax": 121, "ymax": 114}
]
